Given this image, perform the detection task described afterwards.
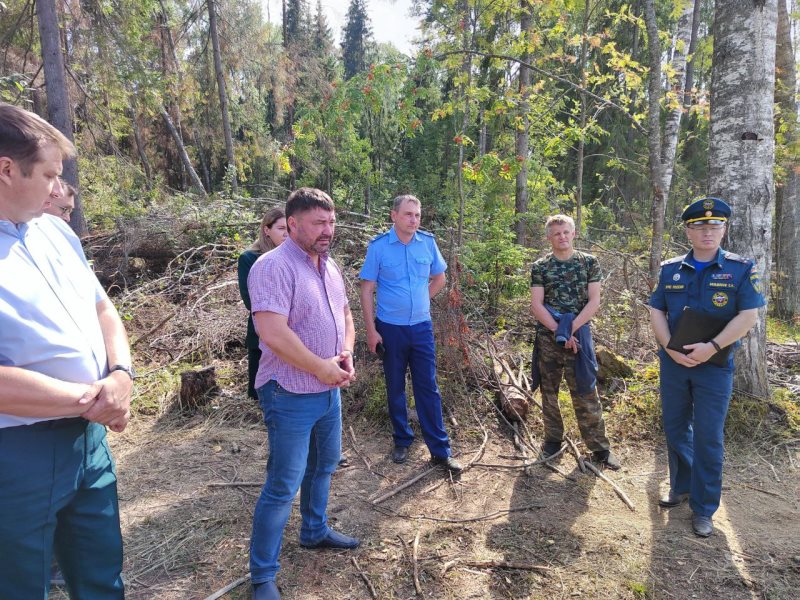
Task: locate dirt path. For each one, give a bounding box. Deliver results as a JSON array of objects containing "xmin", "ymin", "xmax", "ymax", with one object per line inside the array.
[{"xmin": 50, "ymin": 405, "xmax": 799, "ymax": 600}]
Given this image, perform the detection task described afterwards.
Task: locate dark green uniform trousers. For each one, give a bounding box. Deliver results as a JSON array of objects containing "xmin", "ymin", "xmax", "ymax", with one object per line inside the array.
[{"xmin": 0, "ymin": 418, "xmax": 124, "ymax": 599}]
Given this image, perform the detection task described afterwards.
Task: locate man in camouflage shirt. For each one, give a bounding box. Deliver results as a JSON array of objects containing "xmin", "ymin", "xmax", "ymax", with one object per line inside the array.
[{"xmin": 529, "ymin": 214, "xmax": 620, "ymax": 470}]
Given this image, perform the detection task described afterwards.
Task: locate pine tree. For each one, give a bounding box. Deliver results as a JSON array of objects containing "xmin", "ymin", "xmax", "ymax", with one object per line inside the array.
[
  {"xmin": 284, "ymin": 0, "xmax": 308, "ymax": 48},
  {"xmin": 341, "ymin": 0, "xmax": 372, "ymax": 80}
]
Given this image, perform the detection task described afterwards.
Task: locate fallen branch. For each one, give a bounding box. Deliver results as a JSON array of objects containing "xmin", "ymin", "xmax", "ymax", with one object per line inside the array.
[
  {"xmin": 202, "ymin": 574, "xmax": 251, "ymax": 600},
  {"xmin": 350, "ymin": 557, "xmax": 377, "ymax": 599},
  {"xmin": 370, "ymin": 466, "xmax": 438, "ymax": 505},
  {"xmin": 208, "ymin": 481, "xmax": 262, "ymax": 487},
  {"xmin": 741, "ymin": 483, "xmax": 792, "ymax": 502},
  {"xmin": 474, "ymin": 445, "xmax": 566, "ymax": 470},
  {"xmin": 371, "ymin": 425, "xmax": 488, "ymax": 505},
  {"xmin": 378, "ymin": 503, "xmax": 545, "ymax": 524},
  {"xmin": 583, "ymin": 461, "xmax": 636, "ymax": 511},
  {"xmin": 566, "ymin": 438, "xmax": 587, "ymax": 473},
  {"xmin": 348, "ymin": 425, "xmax": 390, "ymax": 480},
  {"xmin": 442, "ymin": 559, "xmax": 552, "ymax": 575},
  {"xmin": 412, "ymin": 531, "xmax": 422, "ymax": 596}
]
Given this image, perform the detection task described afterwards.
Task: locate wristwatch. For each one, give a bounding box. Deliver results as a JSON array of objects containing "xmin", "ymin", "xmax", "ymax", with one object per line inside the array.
[{"xmin": 110, "ymin": 364, "xmax": 137, "ymax": 380}]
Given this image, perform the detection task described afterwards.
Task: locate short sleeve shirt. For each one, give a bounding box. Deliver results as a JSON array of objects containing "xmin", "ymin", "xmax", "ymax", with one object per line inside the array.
[
  {"xmin": 649, "ymin": 248, "xmax": 766, "ymax": 333},
  {"xmin": 359, "ymin": 227, "xmax": 447, "ymax": 325},
  {"xmin": 248, "ymin": 237, "xmax": 349, "ymax": 393},
  {"xmin": 530, "ymin": 251, "xmax": 601, "ymax": 315},
  {"xmin": 0, "ymin": 215, "xmax": 109, "ymax": 428}
]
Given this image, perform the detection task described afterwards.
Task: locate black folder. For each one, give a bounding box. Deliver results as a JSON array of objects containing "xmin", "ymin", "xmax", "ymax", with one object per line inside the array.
[{"xmin": 666, "ymin": 307, "xmax": 732, "ymax": 367}]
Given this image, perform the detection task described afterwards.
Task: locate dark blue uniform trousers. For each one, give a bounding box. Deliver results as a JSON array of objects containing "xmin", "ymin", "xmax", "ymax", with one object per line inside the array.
[
  {"xmin": 376, "ymin": 319, "xmax": 451, "ymax": 458},
  {"xmin": 0, "ymin": 418, "xmax": 124, "ymax": 599},
  {"xmin": 660, "ymin": 351, "xmax": 733, "ymax": 517}
]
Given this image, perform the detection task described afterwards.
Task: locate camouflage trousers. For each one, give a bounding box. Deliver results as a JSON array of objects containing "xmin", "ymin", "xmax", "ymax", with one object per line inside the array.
[{"xmin": 535, "ymin": 329, "xmax": 610, "ymax": 452}]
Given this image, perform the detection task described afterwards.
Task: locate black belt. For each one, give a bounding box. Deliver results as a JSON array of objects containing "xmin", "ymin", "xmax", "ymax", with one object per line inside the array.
[{"xmin": 15, "ymin": 417, "xmax": 88, "ymax": 431}]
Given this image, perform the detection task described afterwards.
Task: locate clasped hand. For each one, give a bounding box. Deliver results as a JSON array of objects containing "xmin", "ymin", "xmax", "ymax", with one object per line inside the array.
[
  {"xmin": 317, "ymin": 352, "xmax": 357, "ymax": 388},
  {"xmin": 666, "ymin": 341, "xmax": 716, "ymax": 367},
  {"xmin": 79, "ymin": 371, "xmax": 133, "ymax": 432}
]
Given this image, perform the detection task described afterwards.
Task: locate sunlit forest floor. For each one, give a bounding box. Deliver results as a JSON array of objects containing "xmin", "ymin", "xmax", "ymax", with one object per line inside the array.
[{"xmin": 49, "ymin": 376, "xmax": 799, "ymax": 600}]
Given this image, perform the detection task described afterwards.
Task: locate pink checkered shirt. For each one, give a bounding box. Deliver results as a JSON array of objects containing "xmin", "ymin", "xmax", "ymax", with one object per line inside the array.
[{"xmin": 248, "ymin": 236, "xmax": 349, "ymax": 393}]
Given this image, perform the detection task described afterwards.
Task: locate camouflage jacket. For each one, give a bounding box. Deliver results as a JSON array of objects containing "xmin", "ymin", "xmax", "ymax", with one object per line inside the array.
[{"xmin": 530, "ymin": 251, "xmax": 602, "ymax": 319}]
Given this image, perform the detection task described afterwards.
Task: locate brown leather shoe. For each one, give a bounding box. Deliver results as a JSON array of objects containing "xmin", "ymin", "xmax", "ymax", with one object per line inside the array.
[{"xmin": 658, "ymin": 490, "xmax": 689, "ymax": 508}]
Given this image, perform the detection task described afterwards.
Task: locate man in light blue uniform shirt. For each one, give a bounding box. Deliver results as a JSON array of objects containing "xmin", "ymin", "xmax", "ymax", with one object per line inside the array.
[
  {"xmin": 360, "ymin": 195, "xmax": 461, "ymax": 471},
  {"xmin": 0, "ymin": 103, "xmax": 133, "ymax": 598}
]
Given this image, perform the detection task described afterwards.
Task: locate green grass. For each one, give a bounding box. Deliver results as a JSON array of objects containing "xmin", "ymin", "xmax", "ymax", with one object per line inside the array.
[{"xmin": 766, "ymin": 315, "xmax": 800, "ymax": 343}]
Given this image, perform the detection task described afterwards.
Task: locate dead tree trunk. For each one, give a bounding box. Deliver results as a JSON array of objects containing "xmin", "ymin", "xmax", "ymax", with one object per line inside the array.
[
  {"xmin": 160, "ymin": 107, "xmax": 207, "ymax": 197},
  {"xmin": 36, "ymin": 0, "xmax": 86, "ymax": 237},
  {"xmin": 207, "ymin": 0, "xmax": 237, "ymax": 193}
]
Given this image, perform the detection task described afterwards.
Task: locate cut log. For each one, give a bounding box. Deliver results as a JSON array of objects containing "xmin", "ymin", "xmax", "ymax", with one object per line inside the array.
[{"xmin": 491, "ymin": 358, "xmax": 529, "ymax": 423}]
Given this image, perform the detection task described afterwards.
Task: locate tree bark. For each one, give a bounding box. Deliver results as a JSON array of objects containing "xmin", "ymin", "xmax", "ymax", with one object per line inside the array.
[
  {"xmin": 207, "ymin": 0, "xmax": 237, "ymax": 193},
  {"xmin": 773, "ymin": 0, "xmax": 799, "ymax": 319},
  {"xmin": 682, "ymin": 0, "xmax": 702, "ymax": 108},
  {"xmin": 574, "ymin": 0, "xmax": 590, "ymax": 238},
  {"xmin": 708, "ymin": 0, "xmax": 777, "ymax": 399},
  {"xmin": 160, "ymin": 107, "xmax": 207, "ymax": 197},
  {"xmin": 36, "ymin": 0, "xmax": 86, "ymax": 237},
  {"xmin": 455, "ymin": 0, "xmax": 473, "ymax": 250},
  {"xmin": 128, "ymin": 107, "xmax": 152, "ymax": 186},
  {"xmin": 514, "ymin": 0, "xmax": 532, "ymax": 246},
  {"xmin": 647, "ymin": 0, "xmax": 695, "ymax": 283},
  {"xmin": 643, "ymin": 0, "xmax": 665, "ymax": 285}
]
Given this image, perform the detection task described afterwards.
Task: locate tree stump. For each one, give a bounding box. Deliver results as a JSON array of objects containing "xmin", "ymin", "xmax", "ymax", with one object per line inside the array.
[
  {"xmin": 179, "ymin": 366, "xmax": 218, "ymax": 411},
  {"xmin": 596, "ymin": 346, "xmax": 634, "ymax": 382}
]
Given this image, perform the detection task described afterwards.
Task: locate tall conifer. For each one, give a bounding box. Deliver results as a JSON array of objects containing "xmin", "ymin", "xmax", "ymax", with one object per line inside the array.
[{"xmin": 341, "ymin": 0, "xmax": 372, "ymax": 80}]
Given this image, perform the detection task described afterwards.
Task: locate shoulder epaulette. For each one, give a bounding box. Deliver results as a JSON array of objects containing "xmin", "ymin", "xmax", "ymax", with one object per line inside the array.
[
  {"xmin": 722, "ymin": 251, "xmax": 748, "ymax": 263},
  {"xmin": 661, "ymin": 255, "xmax": 686, "ymax": 266},
  {"xmin": 417, "ymin": 229, "xmax": 436, "ymax": 238},
  {"xmin": 368, "ymin": 231, "xmax": 390, "ymax": 244}
]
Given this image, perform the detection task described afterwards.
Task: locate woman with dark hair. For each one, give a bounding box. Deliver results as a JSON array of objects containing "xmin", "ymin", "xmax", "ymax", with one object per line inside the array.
[{"xmin": 238, "ymin": 207, "xmax": 287, "ymax": 399}]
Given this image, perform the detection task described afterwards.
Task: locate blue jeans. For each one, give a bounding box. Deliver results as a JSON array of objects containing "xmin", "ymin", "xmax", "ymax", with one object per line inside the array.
[
  {"xmin": 0, "ymin": 419, "xmax": 124, "ymax": 599},
  {"xmin": 250, "ymin": 380, "xmax": 342, "ymax": 584},
  {"xmin": 376, "ymin": 319, "xmax": 451, "ymax": 458}
]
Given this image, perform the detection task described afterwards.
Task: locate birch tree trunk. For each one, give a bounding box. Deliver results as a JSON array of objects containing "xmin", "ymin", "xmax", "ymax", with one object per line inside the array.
[
  {"xmin": 574, "ymin": 0, "xmax": 590, "ymax": 237},
  {"xmin": 455, "ymin": 0, "xmax": 474, "ymax": 250},
  {"xmin": 646, "ymin": 0, "xmax": 695, "ymax": 282},
  {"xmin": 643, "ymin": 0, "xmax": 665, "ymax": 285},
  {"xmin": 708, "ymin": 0, "xmax": 777, "ymax": 398},
  {"xmin": 36, "ymin": 0, "xmax": 86, "ymax": 237},
  {"xmin": 773, "ymin": 0, "xmax": 799, "ymax": 319},
  {"xmin": 207, "ymin": 0, "xmax": 237, "ymax": 193},
  {"xmin": 514, "ymin": 0, "xmax": 532, "ymax": 246}
]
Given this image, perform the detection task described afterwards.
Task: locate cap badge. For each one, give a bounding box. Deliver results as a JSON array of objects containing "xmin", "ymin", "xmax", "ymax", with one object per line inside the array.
[{"xmin": 703, "ymin": 199, "xmax": 715, "ymax": 210}]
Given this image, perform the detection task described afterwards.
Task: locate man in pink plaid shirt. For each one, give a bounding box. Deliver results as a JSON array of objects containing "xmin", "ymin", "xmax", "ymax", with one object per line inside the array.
[{"xmin": 246, "ymin": 188, "xmax": 358, "ymax": 600}]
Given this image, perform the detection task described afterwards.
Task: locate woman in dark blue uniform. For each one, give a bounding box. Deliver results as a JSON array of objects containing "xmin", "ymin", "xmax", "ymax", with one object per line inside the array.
[{"xmin": 649, "ymin": 197, "xmax": 765, "ymax": 537}]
